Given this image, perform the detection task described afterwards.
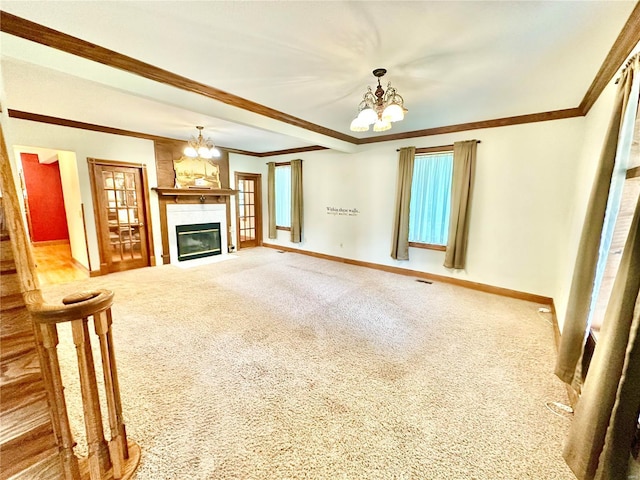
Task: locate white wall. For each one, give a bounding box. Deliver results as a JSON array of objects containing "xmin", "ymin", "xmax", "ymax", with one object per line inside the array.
[
  {"xmin": 1, "ymin": 102, "xmax": 608, "ymax": 306},
  {"xmin": 230, "ymin": 116, "xmax": 585, "ymax": 298},
  {"xmin": 0, "ymin": 104, "xmax": 611, "ymax": 309},
  {"xmin": 57, "ymin": 150, "xmax": 89, "ymax": 269},
  {"xmin": 4, "ymin": 118, "xmax": 162, "ymax": 273}
]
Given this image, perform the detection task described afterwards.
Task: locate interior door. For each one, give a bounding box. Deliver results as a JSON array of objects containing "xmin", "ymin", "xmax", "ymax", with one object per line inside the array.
[
  {"xmin": 235, "ymin": 172, "xmax": 262, "ymax": 249},
  {"xmin": 89, "ymin": 160, "xmax": 151, "ymax": 273}
]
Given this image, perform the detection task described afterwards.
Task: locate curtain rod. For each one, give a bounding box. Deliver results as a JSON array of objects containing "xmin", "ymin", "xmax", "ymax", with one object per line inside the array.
[
  {"xmin": 396, "ymin": 140, "xmax": 481, "ymax": 152},
  {"xmin": 264, "ymin": 161, "xmax": 292, "ymax": 166}
]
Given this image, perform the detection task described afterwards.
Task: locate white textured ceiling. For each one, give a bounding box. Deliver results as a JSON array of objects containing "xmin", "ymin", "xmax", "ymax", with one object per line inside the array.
[{"xmin": 0, "ymin": 1, "xmax": 636, "ymax": 153}]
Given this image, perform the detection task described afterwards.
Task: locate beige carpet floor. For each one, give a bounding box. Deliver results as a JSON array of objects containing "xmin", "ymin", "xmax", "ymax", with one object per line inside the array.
[{"xmin": 43, "ymin": 247, "xmax": 575, "ymax": 479}]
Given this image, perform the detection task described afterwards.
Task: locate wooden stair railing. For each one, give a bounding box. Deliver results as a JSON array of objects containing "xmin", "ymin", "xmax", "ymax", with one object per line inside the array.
[
  {"xmin": 0, "ymin": 124, "xmax": 140, "ymax": 479},
  {"xmin": 26, "ymin": 290, "xmax": 140, "ymax": 480}
]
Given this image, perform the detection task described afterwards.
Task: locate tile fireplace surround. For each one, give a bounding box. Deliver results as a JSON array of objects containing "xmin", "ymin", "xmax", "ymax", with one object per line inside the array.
[
  {"xmin": 153, "ymin": 188, "xmax": 237, "ymax": 267},
  {"xmin": 167, "ymin": 203, "xmax": 228, "ymax": 267}
]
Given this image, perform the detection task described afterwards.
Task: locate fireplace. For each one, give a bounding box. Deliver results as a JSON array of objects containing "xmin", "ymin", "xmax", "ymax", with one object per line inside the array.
[
  {"xmin": 176, "ymin": 222, "xmax": 221, "ymax": 261},
  {"xmin": 164, "ymin": 202, "xmax": 229, "ymax": 267}
]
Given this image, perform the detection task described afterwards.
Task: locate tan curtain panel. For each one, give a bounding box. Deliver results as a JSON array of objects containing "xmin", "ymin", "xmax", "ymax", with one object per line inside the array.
[
  {"xmin": 290, "ymin": 159, "xmax": 303, "ymax": 243},
  {"xmin": 563, "ymin": 189, "xmax": 640, "ymax": 480},
  {"xmin": 555, "ymin": 56, "xmax": 637, "ymax": 385},
  {"xmin": 267, "ymin": 162, "xmax": 276, "ymax": 239},
  {"xmin": 443, "ymin": 140, "xmax": 478, "ymax": 269},
  {"xmin": 390, "ymin": 147, "xmax": 415, "ymax": 260}
]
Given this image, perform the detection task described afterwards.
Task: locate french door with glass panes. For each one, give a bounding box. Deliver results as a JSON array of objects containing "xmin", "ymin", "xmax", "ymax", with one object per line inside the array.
[
  {"xmin": 89, "ymin": 159, "xmax": 152, "ymax": 274},
  {"xmin": 235, "ymin": 172, "xmax": 262, "ymax": 249}
]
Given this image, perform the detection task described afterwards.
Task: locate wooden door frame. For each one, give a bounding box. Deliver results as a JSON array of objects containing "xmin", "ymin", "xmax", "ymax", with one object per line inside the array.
[
  {"xmin": 234, "ymin": 172, "xmax": 262, "ymax": 249},
  {"xmin": 88, "ymin": 158, "xmax": 155, "ymax": 275}
]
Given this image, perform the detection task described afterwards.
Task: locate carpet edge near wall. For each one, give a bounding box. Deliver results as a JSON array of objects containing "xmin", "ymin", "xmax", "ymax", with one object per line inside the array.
[{"xmin": 262, "ymin": 243, "xmax": 553, "ymax": 305}]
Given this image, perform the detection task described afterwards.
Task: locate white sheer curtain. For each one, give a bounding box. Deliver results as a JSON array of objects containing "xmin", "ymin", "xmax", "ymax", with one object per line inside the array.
[
  {"xmin": 408, "ymin": 153, "xmax": 453, "ymax": 245},
  {"xmin": 275, "ymin": 164, "xmax": 291, "ymax": 227}
]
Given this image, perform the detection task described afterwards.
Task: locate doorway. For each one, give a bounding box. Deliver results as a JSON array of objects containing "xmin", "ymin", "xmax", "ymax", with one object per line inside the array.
[
  {"xmin": 16, "ymin": 148, "xmax": 89, "ymax": 285},
  {"xmin": 235, "ymin": 172, "xmax": 262, "ymax": 249},
  {"xmin": 88, "ymin": 158, "xmax": 154, "ymax": 274},
  {"xmin": 20, "ymin": 152, "xmax": 70, "ymax": 243}
]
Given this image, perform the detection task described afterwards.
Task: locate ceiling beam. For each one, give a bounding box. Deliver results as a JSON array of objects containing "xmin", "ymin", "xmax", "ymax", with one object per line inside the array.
[{"xmin": 0, "ymin": 11, "xmax": 357, "ymax": 149}]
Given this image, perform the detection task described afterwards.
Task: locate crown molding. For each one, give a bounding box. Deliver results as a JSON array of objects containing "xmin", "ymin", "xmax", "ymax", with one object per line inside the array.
[
  {"xmin": 579, "ymin": 1, "xmax": 640, "ymax": 115},
  {"xmin": 11, "ymin": 106, "xmax": 579, "ymax": 160},
  {"xmin": 7, "ymin": 108, "xmax": 320, "ymax": 158},
  {"xmin": 8, "ymin": 109, "xmax": 172, "ymax": 142},
  {"xmin": 1, "ymin": 107, "xmax": 584, "ymax": 159},
  {"xmin": 254, "ymin": 145, "xmax": 329, "ymax": 157},
  {"xmin": 355, "ymin": 108, "xmax": 583, "ymax": 144},
  {"xmin": 7, "ymin": 109, "xmax": 258, "ymax": 157}
]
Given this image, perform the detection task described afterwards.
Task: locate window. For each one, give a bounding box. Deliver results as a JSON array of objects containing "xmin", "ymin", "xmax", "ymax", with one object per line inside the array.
[
  {"xmin": 408, "ymin": 151, "xmax": 454, "ymax": 248},
  {"xmin": 275, "ymin": 163, "xmax": 291, "ymax": 229},
  {"xmin": 588, "ymin": 111, "xmax": 640, "ymax": 339}
]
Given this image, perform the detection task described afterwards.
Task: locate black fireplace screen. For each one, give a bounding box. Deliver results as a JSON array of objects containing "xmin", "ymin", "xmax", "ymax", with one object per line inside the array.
[{"xmin": 176, "ymin": 222, "xmax": 221, "ymax": 261}]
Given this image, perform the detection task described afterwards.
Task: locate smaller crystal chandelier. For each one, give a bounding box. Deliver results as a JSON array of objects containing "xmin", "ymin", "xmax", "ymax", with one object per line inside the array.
[
  {"xmin": 183, "ymin": 126, "xmax": 220, "ymax": 159},
  {"xmin": 350, "ymin": 68, "xmax": 407, "ymax": 133}
]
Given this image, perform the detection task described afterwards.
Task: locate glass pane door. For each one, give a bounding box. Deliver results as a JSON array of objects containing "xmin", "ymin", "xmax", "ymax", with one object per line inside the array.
[
  {"xmin": 92, "ymin": 161, "xmax": 149, "ymax": 273},
  {"xmin": 235, "ymin": 173, "xmax": 262, "ymax": 249},
  {"xmin": 103, "ymin": 170, "xmax": 143, "ymax": 263}
]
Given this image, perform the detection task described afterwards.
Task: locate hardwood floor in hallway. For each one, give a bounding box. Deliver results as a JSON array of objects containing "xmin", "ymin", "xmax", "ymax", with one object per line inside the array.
[{"xmin": 32, "ymin": 242, "xmax": 89, "ymax": 286}]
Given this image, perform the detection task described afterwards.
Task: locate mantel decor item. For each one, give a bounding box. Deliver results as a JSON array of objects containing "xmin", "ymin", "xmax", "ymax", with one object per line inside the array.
[
  {"xmin": 173, "ymin": 156, "xmax": 221, "ymax": 189},
  {"xmin": 350, "ymin": 68, "xmax": 407, "ymax": 133},
  {"xmin": 184, "ymin": 126, "xmax": 221, "ymax": 159}
]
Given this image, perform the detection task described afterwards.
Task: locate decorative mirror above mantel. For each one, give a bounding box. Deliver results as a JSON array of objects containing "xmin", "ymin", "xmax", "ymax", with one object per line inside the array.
[{"xmin": 153, "ymin": 138, "xmax": 230, "ymax": 190}]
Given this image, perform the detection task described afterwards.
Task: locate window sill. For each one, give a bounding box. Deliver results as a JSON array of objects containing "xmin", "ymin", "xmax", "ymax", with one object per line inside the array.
[
  {"xmin": 276, "ymin": 226, "xmax": 291, "ymax": 231},
  {"xmin": 409, "ymin": 242, "xmax": 446, "ymax": 252}
]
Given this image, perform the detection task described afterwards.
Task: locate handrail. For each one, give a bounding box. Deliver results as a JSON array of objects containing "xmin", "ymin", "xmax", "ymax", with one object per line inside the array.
[{"xmin": 27, "ymin": 289, "xmax": 114, "ymax": 324}]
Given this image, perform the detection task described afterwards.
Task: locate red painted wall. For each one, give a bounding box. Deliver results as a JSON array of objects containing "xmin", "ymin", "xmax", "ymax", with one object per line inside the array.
[{"xmin": 20, "ymin": 153, "xmax": 70, "ymax": 243}]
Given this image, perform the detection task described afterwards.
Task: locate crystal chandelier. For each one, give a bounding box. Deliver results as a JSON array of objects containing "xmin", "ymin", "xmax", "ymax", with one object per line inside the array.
[
  {"xmin": 183, "ymin": 126, "xmax": 220, "ymax": 159},
  {"xmin": 350, "ymin": 68, "xmax": 407, "ymax": 133}
]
